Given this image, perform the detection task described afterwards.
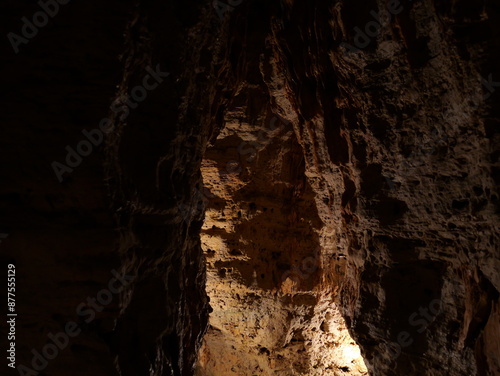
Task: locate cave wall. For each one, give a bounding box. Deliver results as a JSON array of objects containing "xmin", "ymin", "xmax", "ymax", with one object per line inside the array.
[
  {"xmin": 102, "ymin": 1, "xmax": 225, "ymax": 374},
  {"xmin": 2, "ymin": 0, "xmax": 222, "ymax": 375},
  {"xmin": 196, "ymin": 0, "xmax": 500, "ymax": 375},
  {"xmin": 2, "ymin": 0, "xmax": 500, "ymax": 375}
]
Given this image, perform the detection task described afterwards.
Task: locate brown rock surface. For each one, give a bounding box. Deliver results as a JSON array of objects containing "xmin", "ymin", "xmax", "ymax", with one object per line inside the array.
[
  {"xmin": 2, "ymin": 0, "xmax": 500, "ymax": 375},
  {"xmin": 195, "ymin": 0, "xmax": 500, "ymax": 375}
]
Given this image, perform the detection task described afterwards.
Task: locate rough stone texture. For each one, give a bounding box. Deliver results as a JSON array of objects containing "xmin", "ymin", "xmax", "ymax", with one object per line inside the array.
[
  {"xmin": 196, "ymin": 0, "xmax": 500, "ymax": 375},
  {"xmin": 102, "ymin": 2, "xmax": 225, "ymax": 374},
  {"xmin": 3, "ymin": 0, "xmax": 500, "ymax": 375},
  {"xmin": 196, "ymin": 95, "xmax": 368, "ymax": 375},
  {"xmin": 2, "ymin": 1, "xmax": 219, "ymax": 375}
]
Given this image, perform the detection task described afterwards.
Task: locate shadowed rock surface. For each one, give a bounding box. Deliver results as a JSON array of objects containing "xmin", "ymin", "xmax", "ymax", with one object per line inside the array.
[{"xmin": 2, "ymin": 0, "xmax": 499, "ymax": 375}]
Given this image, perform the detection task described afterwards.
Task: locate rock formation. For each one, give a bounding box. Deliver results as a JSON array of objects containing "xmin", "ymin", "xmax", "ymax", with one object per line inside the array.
[{"xmin": 3, "ymin": 0, "xmax": 499, "ymax": 375}]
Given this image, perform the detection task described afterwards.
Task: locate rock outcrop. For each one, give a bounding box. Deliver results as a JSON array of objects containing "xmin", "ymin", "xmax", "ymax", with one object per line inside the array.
[
  {"xmin": 195, "ymin": 0, "xmax": 500, "ymax": 375},
  {"xmin": 3, "ymin": 0, "xmax": 499, "ymax": 375}
]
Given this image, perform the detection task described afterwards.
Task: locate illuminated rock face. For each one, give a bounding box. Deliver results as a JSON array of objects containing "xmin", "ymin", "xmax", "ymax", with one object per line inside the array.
[
  {"xmin": 196, "ymin": 112, "xmax": 368, "ymax": 375},
  {"xmin": 193, "ymin": 1, "xmax": 500, "ymax": 375},
  {"xmin": 6, "ymin": 0, "xmax": 499, "ymax": 375}
]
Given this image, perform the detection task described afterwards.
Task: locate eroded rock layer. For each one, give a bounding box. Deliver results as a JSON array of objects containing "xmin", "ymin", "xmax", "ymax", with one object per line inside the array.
[
  {"xmin": 4, "ymin": 0, "xmax": 499, "ymax": 375},
  {"xmin": 196, "ymin": 0, "xmax": 500, "ymax": 375},
  {"xmin": 103, "ymin": 1, "xmax": 231, "ymax": 375},
  {"xmin": 197, "ymin": 109, "xmax": 367, "ymax": 375}
]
